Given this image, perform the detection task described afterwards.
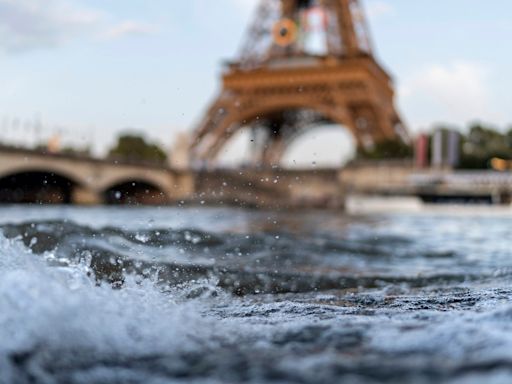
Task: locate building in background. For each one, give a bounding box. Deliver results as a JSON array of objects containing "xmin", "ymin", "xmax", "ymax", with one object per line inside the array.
[
  {"xmin": 415, "ymin": 134, "xmax": 429, "ymax": 169},
  {"xmin": 431, "ymin": 129, "xmax": 460, "ymax": 169}
]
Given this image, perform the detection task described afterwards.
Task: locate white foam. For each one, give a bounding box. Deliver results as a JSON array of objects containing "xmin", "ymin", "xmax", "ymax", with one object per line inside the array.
[{"xmin": 0, "ymin": 234, "xmax": 213, "ymax": 382}]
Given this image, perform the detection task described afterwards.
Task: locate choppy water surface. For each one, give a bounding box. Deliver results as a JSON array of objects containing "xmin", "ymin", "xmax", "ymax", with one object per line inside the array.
[{"xmin": 1, "ymin": 205, "xmax": 512, "ymax": 384}]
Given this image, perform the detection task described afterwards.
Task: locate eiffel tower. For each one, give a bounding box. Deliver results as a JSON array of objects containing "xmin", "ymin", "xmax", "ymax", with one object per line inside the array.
[{"xmin": 190, "ymin": 0, "xmax": 409, "ymax": 167}]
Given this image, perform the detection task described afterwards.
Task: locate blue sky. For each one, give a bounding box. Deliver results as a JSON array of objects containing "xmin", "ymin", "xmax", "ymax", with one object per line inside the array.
[{"xmin": 1, "ymin": 0, "xmax": 511, "ymax": 164}]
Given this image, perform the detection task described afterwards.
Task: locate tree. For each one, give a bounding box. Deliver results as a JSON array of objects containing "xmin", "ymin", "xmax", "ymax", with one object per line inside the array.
[
  {"xmin": 459, "ymin": 124, "xmax": 512, "ymax": 169},
  {"xmin": 357, "ymin": 138, "xmax": 413, "ymax": 160},
  {"xmin": 505, "ymin": 127, "xmax": 512, "ymax": 149},
  {"xmin": 108, "ymin": 133, "xmax": 168, "ymax": 164},
  {"xmin": 60, "ymin": 146, "xmax": 91, "ymax": 157}
]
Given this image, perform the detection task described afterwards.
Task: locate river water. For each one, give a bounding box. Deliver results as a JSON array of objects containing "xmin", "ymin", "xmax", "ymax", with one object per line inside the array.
[{"xmin": 1, "ymin": 205, "xmax": 512, "ymax": 383}]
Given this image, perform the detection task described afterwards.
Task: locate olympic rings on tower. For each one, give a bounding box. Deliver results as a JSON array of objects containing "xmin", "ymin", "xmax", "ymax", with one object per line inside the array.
[{"xmin": 272, "ymin": 18, "xmax": 298, "ymax": 47}]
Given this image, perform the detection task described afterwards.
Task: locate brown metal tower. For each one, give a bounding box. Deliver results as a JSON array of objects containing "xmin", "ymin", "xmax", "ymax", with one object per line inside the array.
[{"xmin": 190, "ymin": 0, "xmax": 409, "ymax": 167}]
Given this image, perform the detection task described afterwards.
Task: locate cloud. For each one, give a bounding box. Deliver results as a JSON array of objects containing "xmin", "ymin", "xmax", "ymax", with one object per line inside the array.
[
  {"xmin": 101, "ymin": 21, "xmax": 157, "ymax": 40},
  {"xmin": 0, "ymin": 0, "xmax": 103, "ymax": 53},
  {"xmin": 399, "ymin": 61, "xmax": 503, "ymax": 130},
  {"xmin": 191, "ymin": 0, "xmax": 258, "ymax": 22},
  {"xmin": 228, "ymin": 0, "xmax": 258, "ymax": 15},
  {"xmin": 230, "ymin": 0, "xmax": 391, "ymax": 21},
  {"xmin": 0, "ymin": 0, "xmax": 158, "ymax": 53},
  {"xmin": 365, "ymin": 1, "xmax": 394, "ymax": 21}
]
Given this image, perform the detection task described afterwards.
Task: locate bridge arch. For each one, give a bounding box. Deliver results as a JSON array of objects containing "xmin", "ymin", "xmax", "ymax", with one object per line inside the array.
[
  {"xmin": 103, "ymin": 179, "xmax": 169, "ymax": 205},
  {"xmin": 0, "ymin": 163, "xmax": 88, "ymax": 187},
  {"xmin": 0, "ymin": 169, "xmax": 82, "ymax": 204}
]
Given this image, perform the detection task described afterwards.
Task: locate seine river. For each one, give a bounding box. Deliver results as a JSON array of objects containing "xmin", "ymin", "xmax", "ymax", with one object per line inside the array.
[{"xmin": 1, "ymin": 205, "xmax": 512, "ymax": 383}]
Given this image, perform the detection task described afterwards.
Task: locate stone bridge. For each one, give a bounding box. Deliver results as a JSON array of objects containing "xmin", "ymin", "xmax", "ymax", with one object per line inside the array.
[
  {"xmin": 0, "ymin": 147, "xmax": 343, "ymax": 207},
  {"xmin": 2, "ymin": 147, "xmax": 508, "ymax": 207},
  {"xmin": 0, "ymin": 147, "xmax": 194, "ymax": 205}
]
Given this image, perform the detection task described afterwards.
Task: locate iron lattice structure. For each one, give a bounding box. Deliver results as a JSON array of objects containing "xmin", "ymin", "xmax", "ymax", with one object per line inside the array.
[
  {"xmin": 190, "ymin": 0, "xmax": 409, "ymax": 167},
  {"xmin": 239, "ymin": 0, "xmax": 372, "ymax": 68}
]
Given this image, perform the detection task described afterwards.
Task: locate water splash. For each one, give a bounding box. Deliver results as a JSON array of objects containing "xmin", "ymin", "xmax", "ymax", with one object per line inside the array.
[{"xmin": 1, "ymin": 208, "xmax": 512, "ymax": 383}]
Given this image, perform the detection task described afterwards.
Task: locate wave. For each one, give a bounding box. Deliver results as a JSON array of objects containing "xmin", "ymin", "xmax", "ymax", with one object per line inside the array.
[
  {"xmin": 2, "ymin": 217, "xmax": 512, "ymax": 383},
  {"xmin": 0, "ymin": 220, "xmax": 492, "ymax": 296}
]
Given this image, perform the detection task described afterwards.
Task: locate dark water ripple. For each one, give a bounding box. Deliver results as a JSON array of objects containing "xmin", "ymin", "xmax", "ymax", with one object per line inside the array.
[
  {"xmin": 1, "ymin": 208, "xmax": 512, "ymax": 383},
  {"xmin": 0, "ymin": 220, "xmax": 495, "ymax": 295}
]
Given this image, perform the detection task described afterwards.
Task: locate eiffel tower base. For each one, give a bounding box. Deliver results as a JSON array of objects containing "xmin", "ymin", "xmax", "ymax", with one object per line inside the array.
[{"xmin": 191, "ymin": 56, "xmax": 407, "ymax": 167}]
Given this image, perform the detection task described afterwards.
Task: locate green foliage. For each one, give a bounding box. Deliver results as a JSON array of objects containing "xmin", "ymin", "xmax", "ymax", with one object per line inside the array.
[
  {"xmin": 60, "ymin": 146, "xmax": 91, "ymax": 157},
  {"xmin": 341, "ymin": 123, "xmax": 512, "ymax": 168},
  {"xmin": 108, "ymin": 133, "xmax": 168, "ymax": 164},
  {"xmin": 458, "ymin": 124, "xmax": 512, "ymax": 169},
  {"xmin": 32, "ymin": 143, "xmax": 91, "ymax": 156},
  {"xmin": 357, "ymin": 139, "xmax": 413, "ymax": 160},
  {"xmin": 34, "ymin": 143, "xmax": 49, "ymax": 152}
]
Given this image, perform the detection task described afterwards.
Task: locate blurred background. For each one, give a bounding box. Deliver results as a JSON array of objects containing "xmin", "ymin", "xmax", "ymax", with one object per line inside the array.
[{"xmin": 1, "ymin": 0, "xmax": 511, "ymax": 169}]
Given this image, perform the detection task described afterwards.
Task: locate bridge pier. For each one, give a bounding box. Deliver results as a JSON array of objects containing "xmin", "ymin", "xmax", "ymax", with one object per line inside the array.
[
  {"xmin": 166, "ymin": 172, "xmax": 196, "ymax": 202},
  {"xmin": 193, "ymin": 169, "xmax": 345, "ymax": 209},
  {"xmin": 72, "ymin": 187, "xmax": 102, "ymax": 205}
]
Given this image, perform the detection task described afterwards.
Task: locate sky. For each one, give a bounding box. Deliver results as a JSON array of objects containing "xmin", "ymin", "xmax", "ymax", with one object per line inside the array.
[{"xmin": 0, "ymin": 0, "xmax": 511, "ymax": 166}]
